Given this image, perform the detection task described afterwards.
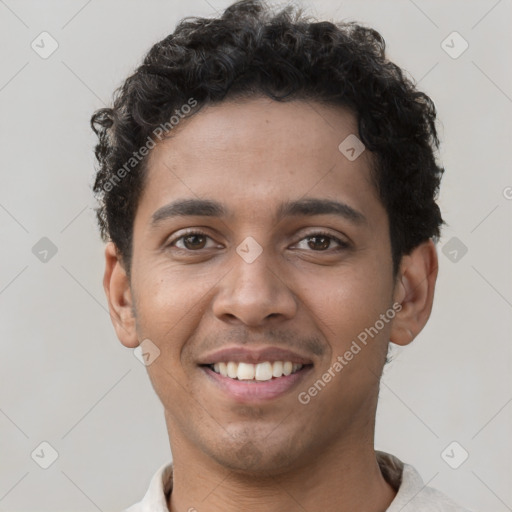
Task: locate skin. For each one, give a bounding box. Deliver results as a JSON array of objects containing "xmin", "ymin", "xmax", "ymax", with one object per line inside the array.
[{"xmin": 103, "ymin": 97, "xmax": 438, "ymax": 512}]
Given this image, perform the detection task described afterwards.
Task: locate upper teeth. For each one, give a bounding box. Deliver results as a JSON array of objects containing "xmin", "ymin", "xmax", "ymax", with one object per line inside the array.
[{"xmin": 211, "ymin": 361, "xmax": 303, "ymax": 381}]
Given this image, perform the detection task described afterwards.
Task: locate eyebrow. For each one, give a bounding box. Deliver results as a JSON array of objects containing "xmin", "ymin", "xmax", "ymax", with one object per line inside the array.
[{"xmin": 150, "ymin": 197, "xmax": 367, "ymax": 228}]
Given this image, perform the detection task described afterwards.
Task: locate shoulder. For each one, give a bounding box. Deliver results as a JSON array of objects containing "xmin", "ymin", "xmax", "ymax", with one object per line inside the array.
[
  {"xmin": 121, "ymin": 462, "xmax": 174, "ymax": 512},
  {"xmin": 397, "ymin": 463, "xmax": 472, "ymax": 512},
  {"xmin": 377, "ymin": 451, "xmax": 473, "ymax": 512}
]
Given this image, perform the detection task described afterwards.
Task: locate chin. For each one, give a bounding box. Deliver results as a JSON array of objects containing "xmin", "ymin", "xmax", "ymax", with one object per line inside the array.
[{"xmin": 206, "ymin": 436, "xmax": 300, "ymax": 477}]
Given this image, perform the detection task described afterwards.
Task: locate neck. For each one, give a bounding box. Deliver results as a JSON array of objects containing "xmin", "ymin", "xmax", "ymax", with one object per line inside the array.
[{"xmin": 166, "ymin": 436, "xmax": 396, "ymax": 512}]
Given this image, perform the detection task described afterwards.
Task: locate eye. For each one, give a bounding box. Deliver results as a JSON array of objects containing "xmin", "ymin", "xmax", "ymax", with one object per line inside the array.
[
  {"xmin": 294, "ymin": 231, "xmax": 350, "ymax": 252},
  {"xmin": 167, "ymin": 230, "xmax": 218, "ymax": 251},
  {"xmin": 166, "ymin": 229, "xmax": 350, "ymax": 253}
]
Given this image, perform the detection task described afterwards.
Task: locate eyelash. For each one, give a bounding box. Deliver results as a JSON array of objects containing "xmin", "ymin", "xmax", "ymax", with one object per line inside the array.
[{"xmin": 167, "ymin": 229, "xmax": 350, "ymax": 253}]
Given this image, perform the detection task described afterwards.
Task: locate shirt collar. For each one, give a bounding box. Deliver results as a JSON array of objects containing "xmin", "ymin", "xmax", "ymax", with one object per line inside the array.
[{"xmin": 124, "ymin": 451, "xmax": 468, "ymax": 512}]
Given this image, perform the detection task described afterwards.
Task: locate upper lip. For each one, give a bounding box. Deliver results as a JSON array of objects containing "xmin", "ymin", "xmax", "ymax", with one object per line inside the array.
[{"xmin": 198, "ymin": 346, "xmax": 314, "ymax": 365}]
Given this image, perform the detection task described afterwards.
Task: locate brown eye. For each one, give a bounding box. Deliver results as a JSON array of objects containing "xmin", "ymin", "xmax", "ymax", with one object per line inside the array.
[
  {"xmin": 168, "ymin": 230, "xmax": 215, "ymax": 251},
  {"xmin": 181, "ymin": 234, "xmax": 207, "ymax": 250},
  {"xmin": 306, "ymin": 235, "xmax": 331, "ymax": 251},
  {"xmin": 295, "ymin": 232, "xmax": 349, "ymax": 252}
]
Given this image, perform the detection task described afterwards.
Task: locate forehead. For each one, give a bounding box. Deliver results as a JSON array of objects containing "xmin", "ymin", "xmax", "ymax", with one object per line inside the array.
[{"xmin": 135, "ymin": 97, "xmax": 382, "ymax": 229}]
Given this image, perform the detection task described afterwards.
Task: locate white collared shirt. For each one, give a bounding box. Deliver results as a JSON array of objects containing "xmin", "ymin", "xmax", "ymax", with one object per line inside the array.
[{"xmin": 123, "ymin": 451, "xmax": 472, "ymax": 512}]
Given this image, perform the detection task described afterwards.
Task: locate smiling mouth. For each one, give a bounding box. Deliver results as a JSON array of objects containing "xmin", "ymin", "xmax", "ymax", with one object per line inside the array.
[{"xmin": 203, "ymin": 361, "xmax": 310, "ymax": 382}]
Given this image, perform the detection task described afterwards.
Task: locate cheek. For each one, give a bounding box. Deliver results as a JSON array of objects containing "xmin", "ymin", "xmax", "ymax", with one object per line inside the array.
[
  {"xmin": 302, "ymin": 256, "xmax": 394, "ymax": 354},
  {"xmin": 134, "ymin": 259, "xmax": 214, "ymax": 330},
  {"xmin": 131, "ymin": 261, "xmax": 215, "ymax": 380}
]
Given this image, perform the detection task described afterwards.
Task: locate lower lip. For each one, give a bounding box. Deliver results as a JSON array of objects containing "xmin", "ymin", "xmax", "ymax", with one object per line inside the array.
[{"xmin": 201, "ymin": 365, "xmax": 312, "ymax": 402}]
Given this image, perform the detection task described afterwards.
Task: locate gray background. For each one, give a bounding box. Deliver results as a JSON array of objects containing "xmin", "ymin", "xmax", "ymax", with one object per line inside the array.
[{"xmin": 1, "ymin": 0, "xmax": 511, "ymax": 510}]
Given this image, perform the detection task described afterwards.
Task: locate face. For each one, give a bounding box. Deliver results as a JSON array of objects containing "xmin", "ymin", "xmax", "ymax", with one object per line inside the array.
[{"xmin": 109, "ymin": 97, "xmax": 415, "ymax": 475}]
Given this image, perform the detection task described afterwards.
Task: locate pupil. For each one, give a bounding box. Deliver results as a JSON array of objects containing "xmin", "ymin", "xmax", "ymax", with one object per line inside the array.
[
  {"xmin": 309, "ymin": 236, "xmax": 329, "ymax": 250},
  {"xmin": 185, "ymin": 235, "xmax": 206, "ymax": 249}
]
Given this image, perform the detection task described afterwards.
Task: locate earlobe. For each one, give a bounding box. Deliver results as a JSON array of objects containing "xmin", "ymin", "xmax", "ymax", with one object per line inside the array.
[
  {"xmin": 390, "ymin": 239, "xmax": 439, "ymax": 346},
  {"xmin": 103, "ymin": 242, "xmax": 139, "ymax": 348}
]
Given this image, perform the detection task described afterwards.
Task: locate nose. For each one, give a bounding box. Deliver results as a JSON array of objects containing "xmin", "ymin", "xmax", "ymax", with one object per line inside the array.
[{"xmin": 211, "ymin": 246, "xmax": 298, "ymax": 327}]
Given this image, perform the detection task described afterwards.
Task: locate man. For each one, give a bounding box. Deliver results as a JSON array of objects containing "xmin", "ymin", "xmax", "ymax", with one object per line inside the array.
[{"xmin": 91, "ymin": 1, "xmax": 471, "ymax": 510}]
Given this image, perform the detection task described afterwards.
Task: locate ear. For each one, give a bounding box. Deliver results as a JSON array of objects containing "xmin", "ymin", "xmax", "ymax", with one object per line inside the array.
[
  {"xmin": 103, "ymin": 242, "xmax": 139, "ymax": 348},
  {"xmin": 390, "ymin": 239, "xmax": 438, "ymax": 346}
]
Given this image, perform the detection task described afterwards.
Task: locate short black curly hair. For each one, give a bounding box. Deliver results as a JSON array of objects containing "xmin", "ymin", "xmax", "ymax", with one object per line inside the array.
[{"xmin": 91, "ymin": 0, "xmax": 444, "ymax": 277}]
